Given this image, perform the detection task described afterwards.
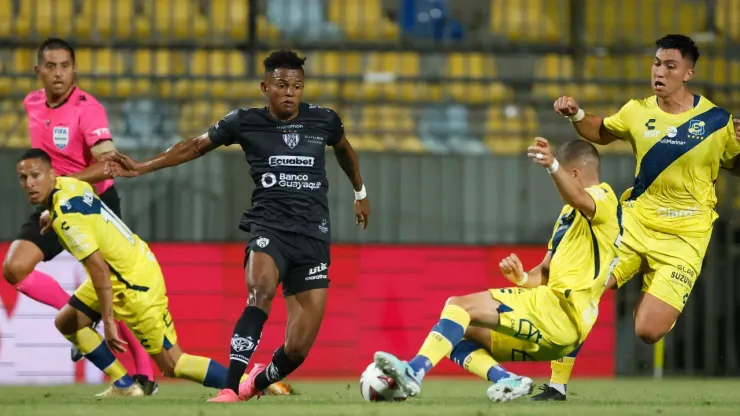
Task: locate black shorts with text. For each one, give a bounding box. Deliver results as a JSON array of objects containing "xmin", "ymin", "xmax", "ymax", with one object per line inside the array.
[
  {"xmin": 15, "ymin": 186, "xmax": 122, "ymax": 261},
  {"xmin": 244, "ymin": 224, "xmax": 330, "ymax": 297}
]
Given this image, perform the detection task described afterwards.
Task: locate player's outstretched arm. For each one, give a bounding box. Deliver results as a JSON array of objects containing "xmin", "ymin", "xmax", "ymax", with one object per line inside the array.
[
  {"xmin": 528, "ymin": 137, "xmax": 596, "ymax": 219},
  {"xmin": 499, "ymin": 252, "xmax": 550, "ymax": 288},
  {"xmin": 111, "ymin": 134, "xmax": 220, "ymax": 176},
  {"xmin": 332, "ymin": 135, "xmax": 370, "ymax": 229},
  {"xmin": 554, "ymin": 96, "xmax": 620, "ymax": 145},
  {"xmin": 723, "ymin": 118, "xmax": 740, "ymax": 177}
]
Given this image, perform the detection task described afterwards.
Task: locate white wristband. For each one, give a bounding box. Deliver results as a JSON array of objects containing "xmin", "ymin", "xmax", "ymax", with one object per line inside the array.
[
  {"xmin": 516, "ymin": 272, "xmax": 529, "ymax": 286},
  {"xmin": 567, "ymin": 108, "xmax": 585, "ymax": 122},
  {"xmin": 354, "ymin": 184, "xmax": 367, "ymax": 200},
  {"xmin": 547, "ymin": 158, "xmax": 560, "ymax": 174}
]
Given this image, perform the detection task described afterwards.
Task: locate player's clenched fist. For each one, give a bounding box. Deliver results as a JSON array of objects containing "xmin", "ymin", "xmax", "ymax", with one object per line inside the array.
[
  {"xmin": 554, "ymin": 96, "xmax": 580, "ymax": 117},
  {"xmin": 499, "ymin": 253, "xmax": 525, "ymax": 285},
  {"xmin": 733, "ymin": 118, "xmax": 740, "ymax": 140}
]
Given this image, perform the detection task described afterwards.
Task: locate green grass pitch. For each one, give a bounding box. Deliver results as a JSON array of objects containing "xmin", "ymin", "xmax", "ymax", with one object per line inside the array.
[{"xmin": 3, "ymin": 378, "xmax": 739, "ymax": 416}]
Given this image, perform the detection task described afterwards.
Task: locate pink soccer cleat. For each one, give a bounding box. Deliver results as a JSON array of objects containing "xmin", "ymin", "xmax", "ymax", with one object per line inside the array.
[
  {"xmin": 238, "ymin": 363, "xmax": 267, "ymax": 401},
  {"xmin": 207, "ymin": 389, "xmax": 242, "ymax": 403}
]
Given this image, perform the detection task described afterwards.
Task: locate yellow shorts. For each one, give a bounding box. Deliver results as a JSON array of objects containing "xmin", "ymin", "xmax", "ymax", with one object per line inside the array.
[
  {"xmin": 488, "ymin": 286, "xmax": 583, "ymax": 361},
  {"xmin": 70, "ymin": 261, "xmax": 178, "ymax": 355},
  {"xmin": 612, "ymin": 209, "xmax": 711, "ymax": 312}
]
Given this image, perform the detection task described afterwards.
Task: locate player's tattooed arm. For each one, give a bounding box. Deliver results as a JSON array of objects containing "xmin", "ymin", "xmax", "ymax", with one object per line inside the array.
[{"xmin": 83, "ymin": 250, "xmax": 127, "ymax": 353}]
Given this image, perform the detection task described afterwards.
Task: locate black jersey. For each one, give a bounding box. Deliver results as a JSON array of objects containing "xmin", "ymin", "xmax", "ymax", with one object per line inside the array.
[{"xmin": 207, "ymin": 102, "xmax": 344, "ymax": 242}]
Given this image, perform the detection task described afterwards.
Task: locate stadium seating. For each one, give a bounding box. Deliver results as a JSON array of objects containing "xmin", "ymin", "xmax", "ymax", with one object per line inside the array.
[
  {"xmin": 584, "ymin": 0, "xmax": 707, "ymax": 46},
  {"xmin": 490, "ymin": 0, "xmax": 568, "ymax": 43},
  {"xmin": 483, "ymin": 105, "xmax": 538, "ymax": 155},
  {"xmin": 445, "ymin": 53, "xmax": 513, "ymax": 104},
  {"xmin": 532, "ymin": 55, "xmax": 600, "ymax": 101},
  {"xmin": 327, "ymin": 0, "xmax": 399, "ymax": 40}
]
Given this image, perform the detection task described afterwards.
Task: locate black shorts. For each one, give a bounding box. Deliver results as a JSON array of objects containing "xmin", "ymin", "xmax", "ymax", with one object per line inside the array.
[
  {"xmin": 16, "ymin": 186, "xmax": 122, "ymax": 262},
  {"xmin": 244, "ymin": 225, "xmax": 331, "ymax": 297}
]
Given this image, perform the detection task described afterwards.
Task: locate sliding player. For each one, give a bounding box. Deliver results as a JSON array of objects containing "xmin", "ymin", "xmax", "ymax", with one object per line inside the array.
[
  {"xmin": 15, "ymin": 149, "xmax": 257, "ymax": 397},
  {"xmin": 1, "ymin": 37, "xmax": 156, "ymax": 393},
  {"xmin": 374, "ymin": 138, "xmax": 620, "ymax": 402}
]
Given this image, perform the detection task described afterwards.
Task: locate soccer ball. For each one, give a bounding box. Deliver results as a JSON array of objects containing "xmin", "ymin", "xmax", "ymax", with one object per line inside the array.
[{"xmin": 359, "ymin": 362, "xmax": 408, "ymax": 402}]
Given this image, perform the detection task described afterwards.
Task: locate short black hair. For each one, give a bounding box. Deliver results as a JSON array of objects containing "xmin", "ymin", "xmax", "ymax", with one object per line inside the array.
[
  {"xmin": 263, "ymin": 50, "xmax": 306, "ymax": 73},
  {"xmin": 18, "ymin": 148, "xmax": 53, "ymax": 166},
  {"xmin": 37, "ymin": 37, "xmax": 75, "ymax": 64},
  {"xmin": 655, "ymin": 34, "xmax": 700, "ymax": 65},
  {"xmin": 556, "ymin": 140, "xmax": 600, "ymax": 168}
]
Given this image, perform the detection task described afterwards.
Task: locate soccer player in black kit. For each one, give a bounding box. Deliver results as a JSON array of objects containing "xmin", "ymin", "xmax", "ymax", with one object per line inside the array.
[{"xmin": 107, "ymin": 50, "xmax": 370, "ymax": 402}]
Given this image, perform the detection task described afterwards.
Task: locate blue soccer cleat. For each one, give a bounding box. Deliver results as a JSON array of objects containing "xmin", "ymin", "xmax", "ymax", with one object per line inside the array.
[
  {"xmin": 373, "ymin": 351, "xmax": 422, "ymax": 397},
  {"xmin": 486, "ymin": 374, "xmax": 534, "ymax": 402}
]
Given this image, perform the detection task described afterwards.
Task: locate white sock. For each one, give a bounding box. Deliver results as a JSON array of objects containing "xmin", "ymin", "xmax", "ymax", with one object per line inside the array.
[{"xmin": 550, "ymin": 382, "xmax": 566, "ymax": 395}]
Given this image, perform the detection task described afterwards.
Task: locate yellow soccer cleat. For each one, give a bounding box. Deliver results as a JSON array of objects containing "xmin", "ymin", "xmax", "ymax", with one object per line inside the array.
[
  {"xmin": 265, "ymin": 381, "xmax": 293, "ymax": 396},
  {"xmin": 95, "ymin": 383, "xmax": 145, "ymax": 397}
]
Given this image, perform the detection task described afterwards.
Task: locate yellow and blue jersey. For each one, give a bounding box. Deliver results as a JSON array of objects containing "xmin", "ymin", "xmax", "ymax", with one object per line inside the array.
[
  {"xmin": 603, "ymin": 95, "xmax": 740, "ymax": 236},
  {"xmin": 546, "ymin": 183, "xmax": 621, "ymax": 298},
  {"xmin": 51, "ymin": 177, "xmax": 155, "ymax": 289}
]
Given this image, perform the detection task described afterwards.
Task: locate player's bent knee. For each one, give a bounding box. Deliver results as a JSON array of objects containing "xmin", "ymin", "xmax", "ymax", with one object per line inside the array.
[
  {"xmin": 247, "ymin": 282, "xmax": 277, "ymax": 309},
  {"xmin": 54, "ymin": 307, "xmax": 77, "ymax": 335},
  {"xmin": 634, "ymin": 323, "xmax": 666, "ymax": 345},
  {"xmin": 2, "ymin": 254, "xmax": 29, "ymax": 285}
]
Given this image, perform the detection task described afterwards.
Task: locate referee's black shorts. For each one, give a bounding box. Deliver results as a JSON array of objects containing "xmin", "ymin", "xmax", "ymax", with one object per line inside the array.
[{"xmin": 15, "ymin": 186, "xmax": 122, "ymax": 261}]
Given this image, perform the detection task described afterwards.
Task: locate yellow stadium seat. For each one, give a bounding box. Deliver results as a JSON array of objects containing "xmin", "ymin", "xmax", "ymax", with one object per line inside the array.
[
  {"xmin": 74, "ymin": 49, "xmax": 130, "ymax": 97},
  {"xmin": 490, "ymin": 0, "xmax": 566, "ymax": 42},
  {"xmin": 585, "ymin": 54, "xmax": 653, "ymax": 102},
  {"xmin": 0, "ymin": 106, "xmax": 19, "ymax": 132},
  {"xmin": 707, "ymin": 57, "xmax": 740, "ymax": 103},
  {"xmin": 532, "ymin": 55, "xmax": 600, "ymax": 101},
  {"xmin": 144, "ymin": 0, "xmax": 207, "ymax": 40},
  {"xmin": 328, "ymin": 0, "xmax": 398, "ymax": 40},
  {"xmin": 445, "ymin": 53, "xmax": 513, "ymax": 104},
  {"xmin": 340, "ymin": 52, "xmax": 440, "ymax": 102},
  {"xmin": 308, "ymin": 52, "xmax": 364, "ymax": 76},
  {"xmin": 86, "ymin": 0, "xmax": 150, "ymax": 39},
  {"xmin": 7, "ymin": 50, "xmax": 36, "ymax": 93},
  {"xmin": 360, "ymin": 106, "xmax": 425, "ymax": 152},
  {"xmin": 209, "ymin": 0, "xmax": 279, "ymax": 42},
  {"xmin": 585, "ymin": 0, "xmax": 707, "ymax": 46},
  {"xmin": 132, "ymin": 49, "xmax": 187, "ymax": 97},
  {"xmin": 176, "ymin": 51, "xmax": 254, "ymax": 100},
  {"xmin": 0, "ymin": 0, "xmax": 27, "ymax": 36},
  {"xmin": 716, "ymin": 0, "xmax": 740, "ymax": 42},
  {"xmin": 18, "ymin": 0, "xmax": 89, "ymax": 37},
  {"xmin": 179, "ymin": 101, "xmax": 231, "ymax": 138},
  {"xmin": 483, "ymin": 106, "xmax": 538, "ymax": 155}
]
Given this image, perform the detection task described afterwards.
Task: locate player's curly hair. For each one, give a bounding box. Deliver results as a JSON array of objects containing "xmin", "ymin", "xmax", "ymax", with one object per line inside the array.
[
  {"xmin": 655, "ymin": 34, "xmax": 700, "ymax": 65},
  {"xmin": 37, "ymin": 37, "xmax": 75, "ymax": 64},
  {"xmin": 263, "ymin": 50, "xmax": 307, "ymax": 73}
]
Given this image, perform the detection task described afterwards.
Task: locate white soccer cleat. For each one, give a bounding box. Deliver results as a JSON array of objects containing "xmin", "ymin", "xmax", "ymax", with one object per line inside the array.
[
  {"xmin": 95, "ymin": 383, "xmax": 145, "ymax": 397},
  {"xmin": 486, "ymin": 375, "xmax": 534, "ymax": 403}
]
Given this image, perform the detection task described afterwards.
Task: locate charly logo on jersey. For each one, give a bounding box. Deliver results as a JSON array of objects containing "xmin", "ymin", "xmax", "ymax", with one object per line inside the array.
[
  {"xmin": 283, "ymin": 133, "xmax": 300, "ymax": 149},
  {"xmin": 269, "ymin": 155, "xmax": 314, "ymax": 167},
  {"xmin": 53, "ymin": 126, "xmax": 70, "ymax": 149},
  {"xmin": 643, "ymin": 118, "xmax": 661, "ymax": 138},
  {"xmin": 687, "ymin": 119, "xmax": 706, "ymax": 140}
]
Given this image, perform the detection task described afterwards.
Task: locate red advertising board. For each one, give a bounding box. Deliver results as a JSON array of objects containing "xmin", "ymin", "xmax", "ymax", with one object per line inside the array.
[{"xmin": 0, "ymin": 243, "xmax": 615, "ymax": 381}]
